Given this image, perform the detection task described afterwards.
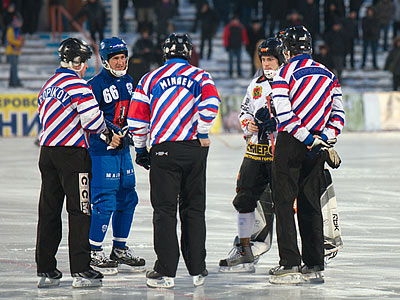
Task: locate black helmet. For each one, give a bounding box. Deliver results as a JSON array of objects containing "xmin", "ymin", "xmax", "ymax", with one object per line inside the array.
[
  {"xmin": 282, "ymin": 26, "xmax": 312, "ymax": 55},
  {"xmin": 58, "ymin": 38, "xmax": 92, "ymax": 65},
  {"xmin": 258, "ymin": 37, "xmax": 286, "ymax": 66},
  {"xmin": 163, "ymin": 33, "xmax": 193, "ymax": 61}
]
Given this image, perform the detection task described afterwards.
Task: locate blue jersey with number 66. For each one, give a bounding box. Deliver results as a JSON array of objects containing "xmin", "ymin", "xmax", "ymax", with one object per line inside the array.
[{"xmin": 88, "ymin": 68, "xmax": 134, "ymax": 155}]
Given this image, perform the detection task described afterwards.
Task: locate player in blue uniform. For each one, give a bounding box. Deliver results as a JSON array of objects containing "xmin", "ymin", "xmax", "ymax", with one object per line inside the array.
[{"xmin": 88, "ymin": 37, "xmax": 145, "ymax": 275}]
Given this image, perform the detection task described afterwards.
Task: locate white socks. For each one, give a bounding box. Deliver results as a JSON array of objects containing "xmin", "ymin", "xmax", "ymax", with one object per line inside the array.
[{"xmin": 238, "ymin": 212, "xmax": 255, "ymax": 239}]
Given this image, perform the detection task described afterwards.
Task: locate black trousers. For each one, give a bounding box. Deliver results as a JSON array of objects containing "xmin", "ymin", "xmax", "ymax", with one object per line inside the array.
[
  {"xmin": 150, "ymin": 140, "xmax": 209, "ymax": 277},
  {"xmin": 233, "ymin": 157, "xmax": 272, "ymax": 213},
  {"xmin": 36, "ymin": 146, "xmax": 92, "ymax": 274},
  {"xmin": 271, "ymin": 132, "xmax": 324, "ymax": 268}
]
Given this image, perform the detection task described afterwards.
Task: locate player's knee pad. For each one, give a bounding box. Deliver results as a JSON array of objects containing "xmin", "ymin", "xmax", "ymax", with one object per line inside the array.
[
  {"xmin": 91, "ymin": 204, "xmax": 113, "ymax": 217},
  {"xmin": 91, "ymin": 189, "xmax": 117, "ymax": 215},
  {"xmin": 233, "ymin": 190, "xmax": 257, "ymax": 213},
  {"xmin": 116, "ymin": 189, "xmax": 138, "ymax": 213}
]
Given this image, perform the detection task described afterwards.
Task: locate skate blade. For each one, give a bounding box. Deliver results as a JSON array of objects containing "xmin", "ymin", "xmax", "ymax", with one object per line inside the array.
[
  {"xmin": 193, "ymin": 275, "xmax": 205, "ymax": 287},
  {"xmin": 146, "ymin": 277, "xmax": 175, "ymax": 289},
  {"xmin": 219, "ymin": 263, "xmax": 255, "ymax": 273},
  {"xmin": 37, "ymin": 277, "xmax": 60, "ymax": 288},
  {"xmin": 269, "ymin": 273, "xmax": 304, "ymax": 285},
  {"xmin": 117, "ymin": 264, "xmax": 146, "ymax": 273},
  {"xmin": 72, "ymin": 278, "xmax": 102, "ymax": 288},
  {"xmin": 302, "ymin": 272, "xmax": 325, "ymax": 284},
  {"xmin": 91, "ymin": 266, "xmax": 118, "ymax": 276}
]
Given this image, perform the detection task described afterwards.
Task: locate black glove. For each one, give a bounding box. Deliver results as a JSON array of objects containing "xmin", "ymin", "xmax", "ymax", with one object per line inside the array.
[
  {"xmin": 254, "ymin": 106, "xmax": 270, "ymax": 125},
  {"xmin": 254, "ymin": 106, "xmax": 277, "ymax": 134},
  {"xmin": 135, "ymin": 148, "xmax": 150, "ymax": 170},
  {"xmin": 254, "ymin": 107, "xmax": 272, "ymax": 128},
  {"xmin": 263, "ymin": 118, "xmax": 277, "ymax": 132}
]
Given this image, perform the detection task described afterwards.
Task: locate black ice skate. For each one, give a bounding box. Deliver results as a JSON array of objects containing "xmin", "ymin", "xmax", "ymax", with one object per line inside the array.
[
  {"xmin": 219, "ymin": 244, "xmax": 255, "ymax": 273},
  {"xmin": 37, "ymin": 268, "xmax": 62, "ymax": 288},
  {"xmin": 110, "ymin": 246, "xmax": 146, "ymax": 273},
  {"xmin": 71, "ymin": 268, "xmax": 103, "ymax": 288},
  {"xmin": 268, "ymin": 265, "xmax": 303, "ymax": 284},
  {"xmin": 301, "ymin": 265, "xmax": 325, "ymax": 284},
  {"xmin": 232, "ymin": 236, "xmax": 271, "ymax": 265},
  {"xmin": 146, "ymin": 270, "xmax": 175, "ymax": 288},
  {"xmin": 90, "ymin": 249, "xmax": 118, "ymax": 275}
]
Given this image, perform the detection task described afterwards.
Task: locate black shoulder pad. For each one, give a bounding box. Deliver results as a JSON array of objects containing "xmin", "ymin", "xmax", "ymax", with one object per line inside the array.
[{"xmin": 256, "ymin": 75, "xmax": 268, "ymax": 83}]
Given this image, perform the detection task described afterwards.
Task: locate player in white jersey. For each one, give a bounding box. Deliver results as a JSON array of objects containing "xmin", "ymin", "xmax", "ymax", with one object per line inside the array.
[
  {"xmin": 219, "ymin": 38, "xmax": 286, "ymax": 273},
  {"xmin": 35, "ymin": 38, "xmax": 119, "ymax": 288}
]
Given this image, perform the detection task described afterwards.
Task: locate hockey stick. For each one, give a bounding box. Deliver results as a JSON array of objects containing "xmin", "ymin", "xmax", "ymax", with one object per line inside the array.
[
  {"xmin": 100, "ymin": 119, "xmax": 131, "ymax": 150},
  {"xmin": 266, "ymin": 96, "xmax": 275, "ymax": 156}
]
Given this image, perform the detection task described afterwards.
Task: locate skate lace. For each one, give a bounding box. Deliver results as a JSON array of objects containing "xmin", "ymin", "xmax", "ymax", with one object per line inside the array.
[
  {"xmin": 226, "ymin": 246, "xmax": 242, "ymax": 261},
  {"xmin": 94, "ymin": 250, "xmax": 112, "ymax": 263},
  {"xmin": 121, "ymin": 247, "xmax": 140, "ymax": 261}
]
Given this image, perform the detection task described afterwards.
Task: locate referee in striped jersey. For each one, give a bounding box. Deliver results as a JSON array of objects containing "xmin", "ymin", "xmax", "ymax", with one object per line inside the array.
[
  {"xmin": 268, "ymin": 26, "xmax": 345, "ymax": 283},
  {"xmin": 35, "ymin": 38, "xmax": 119, "ymax": 288},
  {"xmin": 128, "ymin": 33, "xmax": 221, "ymax": 288}
]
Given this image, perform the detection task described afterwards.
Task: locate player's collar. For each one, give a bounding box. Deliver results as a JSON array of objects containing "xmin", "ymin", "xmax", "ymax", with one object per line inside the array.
[
  {"xmin": 256, "ymin": 75, "xmax": 268, "ymax": 83},
  {"xmin": 289, "ymin": 54, "xmax": 312, "ymax": 62},
  {"xmin": 56, "ymin": 67, "xmax": 79, "ymax": 76},
  {"xmin": 166, "ymin": 58, "xmax": 189, "ymax": 65}
]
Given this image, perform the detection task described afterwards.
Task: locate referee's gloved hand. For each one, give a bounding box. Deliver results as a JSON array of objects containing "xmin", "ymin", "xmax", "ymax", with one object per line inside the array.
[
  {"xmin": 322, "ymin": 148, "xmax": 342, "ymax": 169},
  {"xmin": 307, "ymin": 135, "xmax": 333, "ymax": 159},
  {"xmin": 309, "ymin": 136, "xmax": 332, "ymax": 151},
  {"xmin": 135, "ymin": 147, "xmax": 150, "ymax": 170}
]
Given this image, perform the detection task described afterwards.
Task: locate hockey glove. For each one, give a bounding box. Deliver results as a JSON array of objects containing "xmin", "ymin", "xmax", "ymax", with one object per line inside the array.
[
  {"xmin": 135, "ymin": 147, "xmax": 150, "ymax": 170},
  {"xmin": 263, "ymin": 118, "xmax": 277, "ymax": 132},
  {"xmin": 307, "ymin": 137, "xmax": 336, "ymax": 160},
  {"xmin": 254, "ymin": 107, "xmax": 271, "ymax": 129},
  {"xmin": 115, "ymin": 126, "xmax": 134, "ymax": 150},
  {"xmin": 100, "ymin": 119, "xmax": 123, "ymax": 150},
  {"xmin": 255, "ymin": 108, "xmax": 277, "ymax": 131},
  {"xmin": 100, "ymin": 128, "xmax": 114, "ymax": 146},
  {"xmin": 310, "ymin": 136, "xmax": 333, "ymax": 150},
  {"xmin": 322, "ymin": 147, "xmax": 342, "ymax": 169}
]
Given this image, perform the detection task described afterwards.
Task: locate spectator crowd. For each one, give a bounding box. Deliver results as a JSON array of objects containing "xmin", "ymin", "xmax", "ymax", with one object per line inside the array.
[{"xmin": 2, "ymin": 0, "xmax": 400, "ymax": 90}]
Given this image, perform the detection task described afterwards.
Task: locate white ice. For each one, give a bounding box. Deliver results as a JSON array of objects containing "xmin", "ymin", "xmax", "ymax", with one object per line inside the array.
[{"xmin": 0, "ymin": 132, "xmax": 399, "ymax": 299}]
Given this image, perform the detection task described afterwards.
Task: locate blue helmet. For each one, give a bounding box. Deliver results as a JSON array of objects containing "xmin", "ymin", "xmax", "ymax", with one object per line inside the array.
[{"xmin": 99, "ymin": 37, "xmax": 128, "ymax": 77}]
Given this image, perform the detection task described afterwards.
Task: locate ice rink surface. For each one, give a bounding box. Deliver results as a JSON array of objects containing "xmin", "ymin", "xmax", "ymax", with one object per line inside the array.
[{"xmin": 0, "ymin": 132, "xmax": 399, "ymax": 300}]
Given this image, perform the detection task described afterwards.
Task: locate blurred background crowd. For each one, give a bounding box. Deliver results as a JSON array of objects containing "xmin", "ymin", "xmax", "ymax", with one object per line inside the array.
[{"xmin": 1, "ymin": 0, "xmax": 400, "ymax": 90}]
